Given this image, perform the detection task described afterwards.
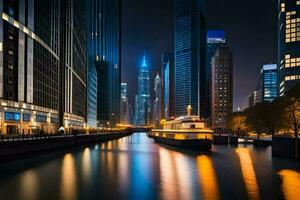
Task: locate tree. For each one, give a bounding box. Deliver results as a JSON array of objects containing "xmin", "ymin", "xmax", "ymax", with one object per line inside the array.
[
  {"xmin": 245, "ymin": 103, "xmax": 265, "ymax": 141},
  {"xmin": 227, "ymin": 112, "xmax": 247, "ymax": 137}
]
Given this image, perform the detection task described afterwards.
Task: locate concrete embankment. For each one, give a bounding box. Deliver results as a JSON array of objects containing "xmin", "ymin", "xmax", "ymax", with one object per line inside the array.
[
  {"xmin": 272, "ymin": 136, "xmax": 300, "ymax": 159},
  {"xmin": 0, "ymin": 130, "xmax": 132, "ymax": 161}
]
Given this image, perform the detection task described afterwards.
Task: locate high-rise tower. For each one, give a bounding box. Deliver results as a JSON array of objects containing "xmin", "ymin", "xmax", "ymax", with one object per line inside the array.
[
  {"xmin": 134, "ymin": 55, "xmax": 151, "ymax": 126},
  {"xmin": 153, "ymin": 73, "xmax": 162, "ymax": 128},
  {"xmin": 175, "ymin": 0, "xmax": 207, "ymax": 118}
]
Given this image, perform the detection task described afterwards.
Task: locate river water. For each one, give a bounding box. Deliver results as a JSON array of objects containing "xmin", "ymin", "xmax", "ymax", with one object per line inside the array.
[{"xmin": 0, "ymin": 133, "xmax": 299, "ymax": 200}]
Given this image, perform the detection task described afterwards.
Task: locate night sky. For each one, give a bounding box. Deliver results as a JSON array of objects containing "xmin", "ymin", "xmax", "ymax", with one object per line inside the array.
[{"xmin": 121, "ymin": 0, "xmax": 277, "ymax": 111}]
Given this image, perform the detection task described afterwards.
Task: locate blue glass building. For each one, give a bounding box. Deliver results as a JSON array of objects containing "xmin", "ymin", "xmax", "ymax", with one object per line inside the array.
[
  {"xmin": 134, "ymin": 55, "xmax": 151, "ymax": 126},
  {"xmin": 175, "ymin": 0, "xmax": 207, "ymax": 117},
  {"xmin": 162, "ymin": 52, "xmax": 175, "ymax": 119},
  {"xmin": 87, "ymin": 0, "xmax": 121, "ymax": 127},
  {"xmin": 262, "ymin": 64, "xmax": 278, "ymax": 102},
  {"xmin": 278, "ymin": 0, "xmax": 300, "ymax": 96}
]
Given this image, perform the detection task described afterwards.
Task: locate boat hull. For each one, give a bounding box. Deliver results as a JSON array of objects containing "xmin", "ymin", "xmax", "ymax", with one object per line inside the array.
[{"xmin": 151, "ymin": 135, "xmax": 212, "ymax": 151}]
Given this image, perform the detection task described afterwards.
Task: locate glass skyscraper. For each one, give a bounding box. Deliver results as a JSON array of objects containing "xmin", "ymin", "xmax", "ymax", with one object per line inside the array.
[
  {"xmin": 278, "ymin": 0, "xmax": 300, "ymax": 96},
  {"xmin": 134, "ymin": 55, "xmax": 151, "ymax": 126},
  {"xmin": 86, "ymin": 0, "xmax": 121, "ymax": 127},
  {"xmin": 162, "ymin": 52, "xmax": 175, "ymax": 119},
  {"xmin": 0, "ymin": 0, "xmax": 60, "ymax": 134},
  {"xmin": 175, "ymin": 0, "xmax": 207, "ymax": 117},
  {"xmin": 153, "ymin": 74, "xmax": 162, "ymax": 128},
  {"xmin": 120, "ymin": 83, "xmax": 129, "ymax": 124}
]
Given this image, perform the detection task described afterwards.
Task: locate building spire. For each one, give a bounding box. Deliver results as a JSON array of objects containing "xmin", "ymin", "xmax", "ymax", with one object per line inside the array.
[{"xmin": 141, "ymin": 51, "xmax": 148, "ymax": 67}]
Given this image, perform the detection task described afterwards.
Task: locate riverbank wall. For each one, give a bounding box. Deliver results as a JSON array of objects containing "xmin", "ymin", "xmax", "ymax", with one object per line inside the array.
[
  {"xmin": 0, "ymin": 130, "xmax": 132, "ymax": 161},
  {"xmin": 272, "ymin": 136, "xmax": 300, "ymax": 159}
]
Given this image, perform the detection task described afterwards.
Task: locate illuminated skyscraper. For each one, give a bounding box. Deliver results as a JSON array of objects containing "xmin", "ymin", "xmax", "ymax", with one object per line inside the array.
[
  {"xmin": 162, "ymin": 52, "xmax": 175, "ymax": 119},
  {"xmin": 278, "ymin": 0, "xmax": 300, "ymax": 96},
  {"xmin": 175, "ymin": 0, "xmax": 207, "ymax": 117},
  {"xmin": 121, "ymin": 83, "xmax": 129, "ymax": 124},
  {"xmin": 0, "ymin": 0, "xmax": 60, "ymax": 134},
  {"xmin": 134, "ymin": 55, "xmax": 151, "ymax": 126},
  {"xmin": 211, "ymin": 45, "xmax": 233, "ymax": 130},
  {"xmin": 153, "ymin": 74, "xmax": 162, "ymax": 128}
]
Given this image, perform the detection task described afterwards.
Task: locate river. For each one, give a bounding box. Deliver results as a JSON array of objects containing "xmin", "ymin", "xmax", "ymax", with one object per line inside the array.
[{"xmin": 0, "ymin": 133, "xmax": 299, "ymax": 200}]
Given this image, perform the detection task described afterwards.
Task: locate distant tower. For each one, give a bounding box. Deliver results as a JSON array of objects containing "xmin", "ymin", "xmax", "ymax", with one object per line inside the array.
[
  {"xmin": 120, "ymin": 83, "xmax": 129, "ymax": 124},
  {"xmin": 153, "ymin": 73, "xmax": 162, "ymax": 128},
  {"xmin": 135, "ymin": 54, "xmax": 151, "ymax": 125}
]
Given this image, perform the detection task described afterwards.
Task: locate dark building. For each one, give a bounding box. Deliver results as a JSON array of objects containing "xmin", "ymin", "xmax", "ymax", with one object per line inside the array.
[
  {"xmin": 120, "ymin": 83, "xmax": 129, "ymax": 124},
  {"xmin": 278, "ymin": 0, "xmax": 300, "ymax": 96},
  {"xmin": 211, "ymin": 45, "xmax": 233, "ymax": 130},
  {"xmin": 175, "ymin": 0, "xmax": 207, "ymax": 118},
  {"xmin": 60, "ymin": 0, "xmax": 87, "ymax": 132},
  {"xmin": 88, "ymin": 0, "xmax": 121, "ymax": 127},
  {"xmin": 0, "ymin": 0, "xmax": 60, "ymax": 134},
  {"xmin": 161, "ymin": 52, "xmax": 175, "ymax": 119}
]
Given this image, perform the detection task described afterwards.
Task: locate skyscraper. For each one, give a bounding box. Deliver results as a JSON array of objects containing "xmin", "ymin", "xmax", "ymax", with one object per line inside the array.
[
  {"xmin": 60, "ymin": 0, "xmax": 87, "ymax": 133},
  {"xmin": 153, "ymin": 74, "xmax": 162, "ymax": 128},
  {"xmin": 121, "ymin": 83, "xmax": 129, "ymax": 124},
  {"xmin": 211, "ymin": 45, "xmax": 233, "ymax": 131},
  {"xmin": 88, "ymin": 0, "xmax": 121, "ymax": 127},
  {"xmin": 278, "ymin": 0, "xmax": 300, "ymax": 96},
  {"xmin": 134, "ymin": 55, "xmax": 151, "ymax": 126},
  {"xmin": 175, "ymin": 0, "xmax": 207, "ymax": 118},
  {"xmin": 162, "ymin": 52, "xmax": 175, "ymax": 119},
  {"xmin": 0, "ymin": 0, "xmax": 60, "ymax": 134}
]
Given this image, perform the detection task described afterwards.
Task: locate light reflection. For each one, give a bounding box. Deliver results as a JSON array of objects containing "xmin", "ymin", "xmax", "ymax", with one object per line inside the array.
[
  {"xmin": 174, "ymin": 152, "xmax": 193, "ymax": 200},
  {"xmin": 82, "ymin": 148, "xmax": 91, "ymax": 185},
  {"xmin": 61, "ymin": 153, "xmax": 77, "ymax": 200},
  {"xmin": 197, "ymin": 155, "xmax": 220, "ymax": 200},
  {"xmin": 159, "ymin": 147, "xmax": 178, "ymax": 200},
  {"xmin": 236, "ymin": 148, "xmax": 260, "ymax": 200},
  {"xmin": 20, "ymin": 170, "xmax": 39, "ymax": 200},
  {"xmin": 278, "ymin": 169, "xmax": 300, "ymax": 200}
]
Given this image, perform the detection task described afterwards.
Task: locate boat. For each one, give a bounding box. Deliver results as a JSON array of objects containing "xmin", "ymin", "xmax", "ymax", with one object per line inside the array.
[{"xmin": 148, "ymin": 105, "xmax": 213, "ymax": 150}]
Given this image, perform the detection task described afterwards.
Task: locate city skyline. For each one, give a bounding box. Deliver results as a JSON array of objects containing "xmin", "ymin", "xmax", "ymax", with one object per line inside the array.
[{"xmin": 122, "ymin": 0, "xmax": 277, "ymax": 110}]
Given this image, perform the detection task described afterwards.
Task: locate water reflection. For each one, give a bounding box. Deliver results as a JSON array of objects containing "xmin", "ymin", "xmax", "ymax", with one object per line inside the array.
[
  {"xmin": 236, "ymin": 148, "xmax": 260, "ymax": 200},
  {"xmin": 19, "ymin": 170, "xmax": 39, "ymax": 200},
  {"xmin": 61, "ymin": 154, "xmax": 77, "ymax": 200},
  {"xmin": 197, "ymin": 155, "xmax": 220, "ymax": 200},
  {"xmin": 278, "ymin": 169, "xmax": 300, "ymax": 200},
  {"xmin": 159, "ymin": 147, "xmax": 178, "ymax": 200},
  {"xmin": 81, "ymin": 148, "xmax": 91, "ymax": 185}
]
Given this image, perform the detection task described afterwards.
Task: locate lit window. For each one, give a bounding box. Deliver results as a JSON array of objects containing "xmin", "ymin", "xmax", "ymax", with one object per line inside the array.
[{"xmin": 2, "ymin": 13, "xmax": 9, "ymax": 21}]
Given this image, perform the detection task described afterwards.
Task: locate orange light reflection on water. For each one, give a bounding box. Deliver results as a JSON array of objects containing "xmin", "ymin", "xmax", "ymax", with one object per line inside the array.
[
  {"xmin": 197, "ymin": 155, "xmax": 220, "ymax": 200},
  {"xmin": 278, "ymin": 169, "xmax": 300, "ymax": 200},
  {"xmin": 61, "ymin": 153, "xmax": 77, "ymax": 200},
  {"xmin": 236, "ymin": 148, "xmax": 260, "ymax": 200}
]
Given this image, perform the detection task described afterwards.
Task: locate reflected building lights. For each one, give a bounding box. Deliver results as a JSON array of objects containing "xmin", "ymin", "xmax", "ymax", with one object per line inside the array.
[
  {"xmin": 159, "ymin": 148, "xmax": 178, "ymax": 200},
  {"xmin": 197, "ymin": 155, "xmax": 220, "ymax": 200},
  {"xmin": 20, "ymin": 170, "xmax": 39, "ymax": 200},
  {"xmin": 236, "ymin": 148, "xmax": 260, "ymax": 200},
  {"xmin": 278, "ymin": 169, "xmax": 300, "ymax": 200},
  {"xmin": 82, "ymin": 148, "xmax": 91, "ymax": 185},
  {"xmin": 61, "ymin": 154, "xmax": 77, "ymax": 200}
]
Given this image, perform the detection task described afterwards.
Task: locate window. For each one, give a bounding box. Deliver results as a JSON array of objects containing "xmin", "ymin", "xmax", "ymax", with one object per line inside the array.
[
  {"xmin": 23, "ymin": 114, "xmax": 31, "ymax": 122},
  {"xmin": 5, "ymin": 112, "xmax": 20, "ymax": 121}
]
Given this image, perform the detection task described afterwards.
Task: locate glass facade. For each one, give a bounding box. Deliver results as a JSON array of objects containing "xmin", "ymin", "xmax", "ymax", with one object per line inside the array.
[
  {"xmin": 153, "ymin": 74, "xmax": 162, "ymax": 128},
  {"xmin": 120, "ymin": 83, "xmax": 129, "ymax": 124},
  {"xmin": 262, "ymin": 64, "xmax": 278, "ymax": 102},
  {"xmin": 0, "ymin": 0, "xmax": 60, "ymax": 135},
  {"xmin": 162, "ymin": 52, "xmax": 175, "ymax": 120},
  {"xmin": 134, "ymin": 55, "xmax": 151, "ymax": 126},
  {"xmin": 278, "ymin": 0, "xmax": 300, "ymax": 96},
  {"xmin": 175, "ymin": 0, "xmax": 207, "ymax": 117}
]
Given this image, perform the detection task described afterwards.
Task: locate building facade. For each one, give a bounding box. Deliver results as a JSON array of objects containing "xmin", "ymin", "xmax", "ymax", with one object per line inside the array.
[
  {"xmin": 60, "ymin": 0, "xmax": 87, "ymax": 133},
  {"xmin": 0, "ymin": 0, "xmax": 60, "ymax": 135},
  {"xmin": 211, "ymin": 46, "xmax": 233, "ymax": 130},
  {"xmin": 175, "ymin": 0, "xmax": 207, "ymax": 118},
  {"xmin": 262, "ymin": 64, "xmax": 278, "ymax": 102},
  {"xmin": 162, "ymin": 52, "xmax": 175, "ymax": 120},
  {"xmin": 153, "ymin": 74, "xmax": 162, "ymax": 128},
  {"xmin": 94, "ymin": 0, "xmax": 121, "ymax": 127},
  {"xmin": 134, "ymin": 55, "xmax": 151, "ymax": 126},
  {"xmin": 120, "ymin": 83, "xmax": 129, "ymax": 124},
  {"xmin": 278, "ymin": 0, "xmax": 300, "ymax": 96}
]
